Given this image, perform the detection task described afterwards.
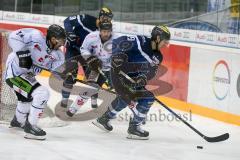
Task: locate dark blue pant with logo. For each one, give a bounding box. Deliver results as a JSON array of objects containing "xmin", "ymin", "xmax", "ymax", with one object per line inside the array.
[{"xmin": 105, "ymin": 90, "xmax": 155, "ymax": 125}]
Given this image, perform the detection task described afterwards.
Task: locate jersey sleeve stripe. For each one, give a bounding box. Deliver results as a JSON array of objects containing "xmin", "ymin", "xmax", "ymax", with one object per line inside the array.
[{"xmin": 77, "ymin": 15, "xmax": 94, "ymax": 33}]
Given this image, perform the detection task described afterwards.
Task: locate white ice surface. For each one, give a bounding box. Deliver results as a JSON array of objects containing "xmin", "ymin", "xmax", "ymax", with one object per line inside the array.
[{"xmin": 0, "ymin": 76, "xmax": 239, "ymax": 160}]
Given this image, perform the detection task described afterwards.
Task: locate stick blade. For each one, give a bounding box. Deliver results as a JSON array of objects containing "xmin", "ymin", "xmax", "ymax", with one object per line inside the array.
[{"xmin": 204, "ymin": 133, "xmax": 229, "ymax": 143}]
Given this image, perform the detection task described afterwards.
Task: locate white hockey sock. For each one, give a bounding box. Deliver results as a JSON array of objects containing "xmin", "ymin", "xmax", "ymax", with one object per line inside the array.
[
  {"xmin": 15, "ymin": 101, "xmax": 31, "ymax": 124},
  {"xmin": 68, "ymin": 95, "xmax": 89, "ymax": 113},
  {"xmin": 28, "ymin": 86, "xmax": 49, "ymax": 126},
  {"xmin": 28, "ymin": 105, "xmax": 44, "ymax": 125}
]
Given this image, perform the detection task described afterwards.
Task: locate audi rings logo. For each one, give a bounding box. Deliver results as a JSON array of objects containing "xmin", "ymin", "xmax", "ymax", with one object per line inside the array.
[{"xmin": 212, "ymin": 60, "xmax": 231, "ymax": 100}]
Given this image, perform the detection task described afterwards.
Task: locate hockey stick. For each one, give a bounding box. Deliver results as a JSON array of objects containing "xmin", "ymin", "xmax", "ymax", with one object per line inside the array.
[
  {"xmin": 118, "ymin": 70, "xmax": 229, "ymax": 143},
  {"xmin": 37, "ymin": 64, "xmax": 229, "ymax": 142},
  {"xmin": 154, "ymin": 98, "xmax": 229, "ymax": 142},
  {"xmin": 32, "ymin": 64, "xmax": 116, "ymax": 95}
]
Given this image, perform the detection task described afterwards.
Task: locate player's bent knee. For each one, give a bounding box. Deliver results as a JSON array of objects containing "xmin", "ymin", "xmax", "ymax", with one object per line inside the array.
[{"xmin": 31, "ymin": 86, "xmax": 50, "ymax": 107}]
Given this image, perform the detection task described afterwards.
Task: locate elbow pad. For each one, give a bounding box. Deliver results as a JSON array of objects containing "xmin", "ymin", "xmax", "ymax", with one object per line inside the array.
[{"xmin": 16, "ymin": 50, "xmax": 32, "ymax": 69}]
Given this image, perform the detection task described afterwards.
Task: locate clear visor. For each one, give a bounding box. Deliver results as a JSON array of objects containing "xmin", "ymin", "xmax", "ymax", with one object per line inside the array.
[{"xmin": 99, "ymin": 15, "xmax": 112, "ymax": 22}]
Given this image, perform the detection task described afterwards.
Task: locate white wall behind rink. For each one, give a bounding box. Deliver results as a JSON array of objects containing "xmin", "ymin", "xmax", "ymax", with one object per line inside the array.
[
  {"xmin": 169, "ymin": 40, "xmax": 240, "ymax": 116},
  {"xmin": 171, "ymin": 41, "xmax": 240, "ymax": 116},
  {"xmin": 0, "ymin": 10, "xmax": 240, "ymax": 49},
  {"xmin": 1, "ymin": 11, "xmax": 240, "ymax": 116}
]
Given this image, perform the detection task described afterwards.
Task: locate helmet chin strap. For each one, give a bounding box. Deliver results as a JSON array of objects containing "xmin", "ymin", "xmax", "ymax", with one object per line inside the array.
[{"xmin": 46, "ymin": 39, "xmax": 52, "ymax": 51}]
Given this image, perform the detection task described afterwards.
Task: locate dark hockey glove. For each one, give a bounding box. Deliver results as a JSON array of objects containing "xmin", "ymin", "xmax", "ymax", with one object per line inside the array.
[
  {"xmin": 63, "ymin": 72, "xmax": 77, "ymax": 87},
  {"xmin": 146, "ymin": 65, "xmax": 158, "ymax": 80},
  {"xmin": 146, "ymin": 53, "xmax": 162, "ymax": 80},
  {"xmin": 133, "ymin": 74, "xmax": 148, "ymax": 88},
  {"xmin": 66, "ymin": 32, "xmax": 77, "ymax": 45},
  {"xmin": 119, "ymin": 74, "xmax": 147, "ymax": 92},
  {"xmin": 86, "ymin": 56, "xmax": 102, "ymax": 72},
  {"xmin": 111, "ymin": 53, "xmax": 128, "ymax": 73},
  {"xmin": 16, "ymin": 50, "xmax": 32, "ymax": 69},
  {"xmin": 152, "ymin": 53, "xmax": 163, "ymax": 66}
]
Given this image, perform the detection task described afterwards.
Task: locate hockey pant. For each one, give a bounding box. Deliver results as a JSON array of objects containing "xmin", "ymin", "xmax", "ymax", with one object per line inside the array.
[
  {"xmin": 6, "ymin": 73, "xmax": 49, "ymax": 126},
  {"xmin": 69, "ymin": 70, "xmax": 112, "ymax": 111},
  {"xmin": 105, "ymin": 90, "xmax": 154, "ymax": 125}
]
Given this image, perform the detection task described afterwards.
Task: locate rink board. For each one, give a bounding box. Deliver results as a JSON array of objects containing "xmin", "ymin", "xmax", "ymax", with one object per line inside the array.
[{"xmin": 0, "ymin": 12, "xmax": 240, "ymax": 126}]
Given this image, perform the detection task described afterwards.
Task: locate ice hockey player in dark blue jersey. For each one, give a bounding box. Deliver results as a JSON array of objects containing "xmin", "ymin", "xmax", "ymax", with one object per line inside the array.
[
  {"xmin": 93, "ymin": 25, "xmax": 171, "ymax": 140},
  {"xmin": 61, "ymin": 7, "xmax": 113, "ymax": 108}
]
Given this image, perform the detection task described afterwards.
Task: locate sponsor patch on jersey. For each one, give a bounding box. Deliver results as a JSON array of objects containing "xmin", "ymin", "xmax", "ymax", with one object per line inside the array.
[
  {"xmin": 45, "ymin": 55, "xmax": 55, "ymax": 60},
  {"xmin": 38, "ymin": 57, "xmax": 44, "ymax": 63},
  {"xmin": 34, "ymin": 44, "xmax": 41, "ymax": 51}
]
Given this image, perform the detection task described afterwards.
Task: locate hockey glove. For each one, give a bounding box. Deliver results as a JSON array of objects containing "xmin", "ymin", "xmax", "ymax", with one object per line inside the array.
[
  {"xmin": 86, "ymin": 56, "xmax": 102, "ymax": 72},
  {"xmin": 151, "ymin": 54, "xmax": 163, "ymax": 66},
  {"xmin": 119, "ymin": 74, "xmax": 147, "ymax": 92},
  {"xmin": 146, "ymin": 65, "xmax": 158, "ymax": 80},
  {"xmin": 134, "ymin": 74, "xmax": 148, "ymax": 87},
  {"xmin": 63, "ymin": 72, "xmax": 77, "ymax": 88},
  {"xmin": 66, "ymin": 32, "xmax": 77, "ymax": 45},
  {"xmin": 111, "ymin": 53, "xmax": 128, "ymax": 73},
  {"xmin": 16, "ymin": 50, "xmax": 32, "ymax": 69}
]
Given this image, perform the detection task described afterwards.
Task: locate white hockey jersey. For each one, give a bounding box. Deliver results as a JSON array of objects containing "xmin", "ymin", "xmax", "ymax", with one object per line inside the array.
[
  {"xmin": 5, "ymin": 28, "xmax": 65, "ymax": 79},
  {"xmin": 80, "ymin": 31, "xmax": 120, "ymax": 71}
]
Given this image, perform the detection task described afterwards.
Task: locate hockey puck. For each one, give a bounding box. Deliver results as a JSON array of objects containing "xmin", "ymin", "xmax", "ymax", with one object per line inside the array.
[{"xmin": 197, "ymin": 146, "xmax": 203, "ymax": 149}]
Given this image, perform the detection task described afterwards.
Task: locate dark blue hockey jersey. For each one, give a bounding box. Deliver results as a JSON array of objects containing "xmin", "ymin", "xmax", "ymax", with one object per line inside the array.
[
  {"xmin": 64, "ymin": 14, "xmax": 98, "ymax": 47},
  {"xmin": 112, "ymin": 35, "xmax": 163, "ymax": 80}
]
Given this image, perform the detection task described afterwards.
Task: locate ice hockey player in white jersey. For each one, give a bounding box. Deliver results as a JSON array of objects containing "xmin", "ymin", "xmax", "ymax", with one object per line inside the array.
[
  {"xmin": 61, "ymin": 7, "xmax": 114, "ymax": 109},
  {"xmin": 5, "ymin": 24, "xmax": 66, "ymax": 140},
  {"xmin": 66, "ymin": 20, "xmax": 117, "ymax": 117}
]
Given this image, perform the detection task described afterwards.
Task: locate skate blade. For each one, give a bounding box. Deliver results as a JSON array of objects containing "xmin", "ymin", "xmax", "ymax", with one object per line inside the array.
[
  {"xmin": 92, "ymin": 120, "xmax": 111, "ymax": 132},
  {"xmin": 127, "ymin": 134, "xmax": 149, "ymax": 140},
  {"xmin": 9, "ymin": 126, "xmax": 24, "ymax": 130},
  {"xmin": 24, "ymin": 133, "xmax": 46, "ymax": 140}
]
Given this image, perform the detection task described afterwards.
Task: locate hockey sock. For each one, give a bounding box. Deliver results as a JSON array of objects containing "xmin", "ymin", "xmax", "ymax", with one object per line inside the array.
[{"xmin": 15, "ymin": 101, "xmax": 31, "ymax": 124}]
